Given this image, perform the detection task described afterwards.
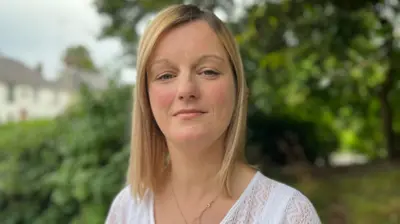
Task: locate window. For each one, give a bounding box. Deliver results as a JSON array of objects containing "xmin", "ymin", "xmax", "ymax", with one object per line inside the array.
[
  {"xmin": 7, "ymin": 83, "xmax": 15, "ymax": 103},
  {"xmin": 33, "ymin": 87, "xmax": 38, "ymax": 102}
]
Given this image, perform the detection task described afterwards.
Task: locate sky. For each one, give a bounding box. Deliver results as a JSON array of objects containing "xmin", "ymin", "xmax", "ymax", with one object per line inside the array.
[{"xmin": 0, "ymin": 0, "xmax": 136, "ymax": 83}]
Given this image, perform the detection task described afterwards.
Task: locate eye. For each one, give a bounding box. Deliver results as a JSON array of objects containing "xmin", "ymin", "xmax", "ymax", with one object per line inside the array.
[
  {"xmin": 157, "ymin": 73, "xmax": 175, "ymax": 80},
  {"xmin": 201, "ymin": 69, "xmax": 220, "ymax": 76}
]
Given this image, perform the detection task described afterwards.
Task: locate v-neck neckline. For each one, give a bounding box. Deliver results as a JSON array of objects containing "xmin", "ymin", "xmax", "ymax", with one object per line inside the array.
[{"xmin": 149, "ymin": 171, "xmax": 261, "ymax": 224}]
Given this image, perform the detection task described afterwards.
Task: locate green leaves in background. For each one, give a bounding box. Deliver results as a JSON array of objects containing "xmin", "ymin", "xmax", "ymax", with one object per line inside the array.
[{"xmin": 0, "ymin": 83, "xmax": 132, "ymax": 224}]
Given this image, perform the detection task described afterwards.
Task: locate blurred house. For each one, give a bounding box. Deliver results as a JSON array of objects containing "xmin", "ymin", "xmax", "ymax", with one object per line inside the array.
[{"xmin": 0, "ymin": 55, "xmax": 108, "ymax": 124}]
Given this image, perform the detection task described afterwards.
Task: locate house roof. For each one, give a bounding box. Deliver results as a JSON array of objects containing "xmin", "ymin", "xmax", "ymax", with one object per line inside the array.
[
  {"xmin": 0, "ymin": 56, "xmax": 56, "ymax": 89},
  {"xmin": 0, "ymin": 56, "xmax": 108, "ymax": 91}
]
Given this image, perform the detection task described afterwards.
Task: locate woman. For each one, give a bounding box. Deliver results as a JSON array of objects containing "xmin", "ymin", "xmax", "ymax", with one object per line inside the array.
[{"xmin": 106, "ymin": 4, "xmax": 321, "ymax": 224}]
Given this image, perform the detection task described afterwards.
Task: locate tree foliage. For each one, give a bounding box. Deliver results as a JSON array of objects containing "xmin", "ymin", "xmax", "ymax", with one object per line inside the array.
[
  {"xmin": 240, "ymin": 0, "xmax": 400, "ymax": 159},
  {"xmin": 94, "ymin": 0, "xmax": 236, "ymax": 63},
  {"xmin": 62, "ymin": 45, "xmax": 99, "ymax": 72},
  {"xmin": 91, "ymin": 0, "xmax": 398, "ymax": 161},
  {"xmin": 94, "ymin": 0, "xmax": 400, "ymax": 160}
]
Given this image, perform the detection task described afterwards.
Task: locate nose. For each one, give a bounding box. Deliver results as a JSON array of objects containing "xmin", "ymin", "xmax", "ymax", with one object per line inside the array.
[{"xmin": 176, "ymin": 72, "xmax": 199, "ymax": 101}]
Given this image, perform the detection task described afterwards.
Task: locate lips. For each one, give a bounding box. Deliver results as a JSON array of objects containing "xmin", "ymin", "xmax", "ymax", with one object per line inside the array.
[{"xmin": 173, "ymin": 109, "xmax": 206, "ymax": 117}]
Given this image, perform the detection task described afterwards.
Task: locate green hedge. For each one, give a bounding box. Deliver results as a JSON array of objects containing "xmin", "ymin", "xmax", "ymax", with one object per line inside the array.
[{"xmin": 0, "ymin": 83, "xmax": 132, "ymax": 224}]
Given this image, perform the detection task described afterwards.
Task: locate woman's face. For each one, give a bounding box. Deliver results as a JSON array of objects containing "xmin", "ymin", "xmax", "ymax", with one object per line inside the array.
[{"xmin": 147, "ymin": 20, "xmax": 236, "ymax": 149}]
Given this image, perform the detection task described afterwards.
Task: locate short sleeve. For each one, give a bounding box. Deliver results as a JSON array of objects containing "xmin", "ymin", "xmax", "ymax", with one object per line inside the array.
[
  {"xmin": 105, "ymin": 186, "xmax": 131, "ymax": 224},
  {"xmin": 281, "ymin": 190, "xmax": 321, "ymax": 224}
]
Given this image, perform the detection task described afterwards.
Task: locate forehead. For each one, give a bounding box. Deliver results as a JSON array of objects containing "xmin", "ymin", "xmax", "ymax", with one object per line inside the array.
[{"xmin": 149, "ymin": 20, "xmax": 229, "ymax": 63}]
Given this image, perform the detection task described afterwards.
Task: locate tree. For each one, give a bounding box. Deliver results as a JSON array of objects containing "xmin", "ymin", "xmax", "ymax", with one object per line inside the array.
[
  {"xmin": 94, "ymin": 0, "xmax": 236, "ymax": 64},
  {"xmin": 235, "ymin": 0, "xmax": 400, "ymax": 160},
  {"xmin": 62, "ymin": 45, "xmax": 98, "ymax": 72},
  {"xmin": 94, "ymin": 0, "xmax": 400, "ymax": 161}
]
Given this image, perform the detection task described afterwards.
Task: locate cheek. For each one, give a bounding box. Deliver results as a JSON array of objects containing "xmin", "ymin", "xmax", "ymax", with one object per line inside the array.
[
  {"xmin": 148, "ymin": 85, "xmax": 176, "ymax": 113},
  {"xmin": 210, "ymin": 81, "xmax": 236, "ymax": 113}
]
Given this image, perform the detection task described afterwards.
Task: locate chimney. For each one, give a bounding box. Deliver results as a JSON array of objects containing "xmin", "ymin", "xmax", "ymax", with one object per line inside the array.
[{"xmin": 35, "ymin": 63, "xmax": 43, "ymax": 75}]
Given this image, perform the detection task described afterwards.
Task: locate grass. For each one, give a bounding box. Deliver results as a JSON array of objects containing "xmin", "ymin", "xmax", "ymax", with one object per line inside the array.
[{"xmin": 278, "ymin": 162, "xmax": 400, "ymax": 224}]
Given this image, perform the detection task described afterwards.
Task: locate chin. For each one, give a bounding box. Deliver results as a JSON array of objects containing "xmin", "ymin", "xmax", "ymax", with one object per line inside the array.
[
  {"xmin": 171, "ymin": 128, "xmax": 209, "ymax": 143},
  {"xmin": 175, "ymin": 132, "xmax": 207, "ymax": 142}
]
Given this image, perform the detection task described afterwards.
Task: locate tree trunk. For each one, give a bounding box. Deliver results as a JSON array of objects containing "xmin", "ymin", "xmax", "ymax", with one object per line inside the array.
[
  {"xmin": 379, "ymin": 29, "xmax": 398, "ymax": 160},
  {"xmin": 375, "ymin": 4, "xmax": 400, "ymax": 160},
  {"xmin": 379, "ymin": 69, "xmax": 396, "ymax": 159}
]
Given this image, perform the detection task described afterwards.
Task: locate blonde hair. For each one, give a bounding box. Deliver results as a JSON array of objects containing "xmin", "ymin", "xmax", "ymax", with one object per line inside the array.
[{"xmin": 127, "ymin": 4, "xmax": 248, "ymax": 200}]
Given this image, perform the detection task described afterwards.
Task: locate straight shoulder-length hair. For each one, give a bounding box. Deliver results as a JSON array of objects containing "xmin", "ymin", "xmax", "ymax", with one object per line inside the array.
[{"xmin": 127, "ymin": 3, "xmax": 249, "ymax": 200}]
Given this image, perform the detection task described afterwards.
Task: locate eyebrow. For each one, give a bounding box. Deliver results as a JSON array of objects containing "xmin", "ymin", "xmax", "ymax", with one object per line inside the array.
[
  {"xmin": 195, "ymin": 54, "xmax": 225, "ymax": 65},
  {"xmin": 149, "ymin": 54, "xmax": 225, "ymax": 69}
]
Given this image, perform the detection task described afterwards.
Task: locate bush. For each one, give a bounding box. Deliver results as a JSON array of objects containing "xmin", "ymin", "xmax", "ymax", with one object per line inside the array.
[
  {"xmin": 0, "ymin": 119, "xmax": 62, "ymax": 223},
  {"xmin": 246, "ymin": 109, "xmax": 338, "ymax": 167},
  {"xmin": 0, "ymin": 82, "xmax": 133, "ymax": 224}
]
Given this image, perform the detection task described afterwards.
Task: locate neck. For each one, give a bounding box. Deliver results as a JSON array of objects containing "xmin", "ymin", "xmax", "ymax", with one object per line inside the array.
[{"xmin": 165, "ymin": 138, "xmax": 225, "ymax": 199}]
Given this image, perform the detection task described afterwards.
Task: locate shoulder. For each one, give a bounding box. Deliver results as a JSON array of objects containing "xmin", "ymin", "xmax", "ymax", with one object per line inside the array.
[
  {"xmin": 105, "ymin": 185, "xmax": 133, "ymax": 224},
  {"xmin": 105, "ymin": 185, "xmax": 151, "ymax": 224},
  {"xmin": 280, "ymin": 186, "xmax": 321, "ymax": 224},
  {"xmin": 254, "ymin": 172, "xmax": 321, "ymax": 224}
]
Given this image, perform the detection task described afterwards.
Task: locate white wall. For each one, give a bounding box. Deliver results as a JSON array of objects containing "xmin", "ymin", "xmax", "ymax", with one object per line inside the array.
[{"xmin": 0, "ymin": 81, "xmax": 72, "ymax": 124}]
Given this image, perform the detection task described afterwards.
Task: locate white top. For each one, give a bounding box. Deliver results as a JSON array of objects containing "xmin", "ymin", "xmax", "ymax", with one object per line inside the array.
[{"xmin": 105, "ymin": 171, "xmax": 321, "ymax": 224}]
